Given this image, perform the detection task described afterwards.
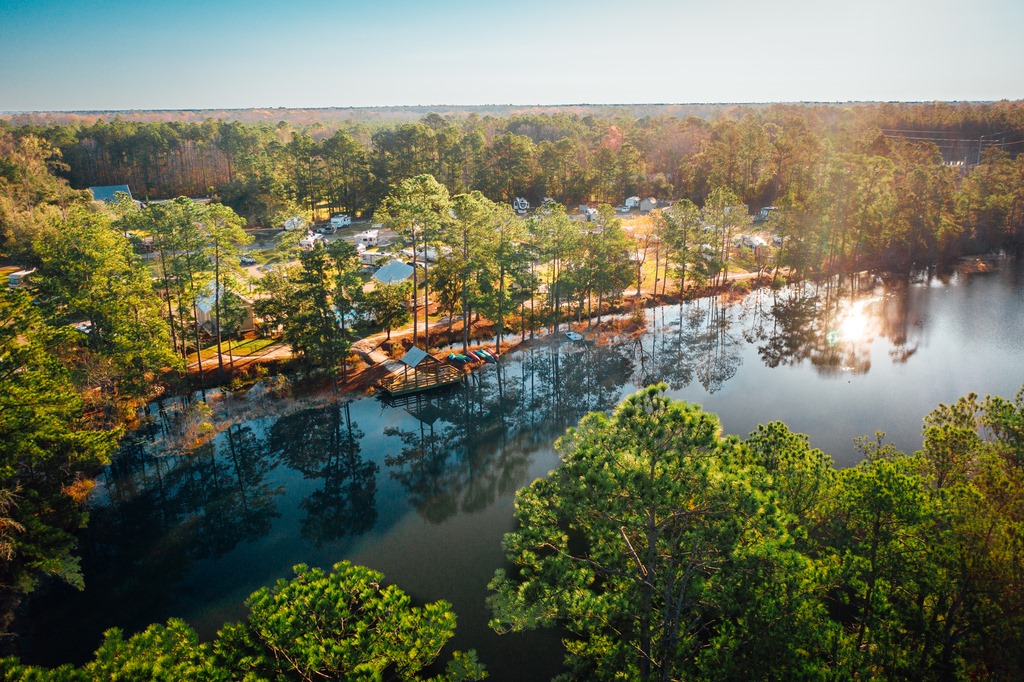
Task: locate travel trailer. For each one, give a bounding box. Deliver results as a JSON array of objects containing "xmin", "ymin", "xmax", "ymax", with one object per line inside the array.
[
  {"xmin": 353, "ymin": 229, "xmax": 379, "ymax": 247},
  {"xmin": 8, "ymin": 268, "xmax": 35, "ymax": 288},
  {"xmin": 299, "ymin": 233, "xmax": 324, "ymax": 250}
]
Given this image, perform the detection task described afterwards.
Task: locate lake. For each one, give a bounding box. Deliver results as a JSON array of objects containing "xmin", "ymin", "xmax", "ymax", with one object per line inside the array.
[{"xmin": 18, "ymin": 256, "xmax": 1024, "ymax": 680}]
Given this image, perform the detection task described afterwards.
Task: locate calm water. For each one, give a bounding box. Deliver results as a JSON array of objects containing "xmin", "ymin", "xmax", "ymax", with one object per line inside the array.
[{"xmin": 21, "ymin": 257, "xmax": 1024, "ymax": 680}]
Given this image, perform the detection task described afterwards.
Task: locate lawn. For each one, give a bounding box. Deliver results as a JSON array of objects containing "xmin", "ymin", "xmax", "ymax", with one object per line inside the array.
[{"xmin": 190, "ymin": 337, "xmax": 279, "ymax": 362}]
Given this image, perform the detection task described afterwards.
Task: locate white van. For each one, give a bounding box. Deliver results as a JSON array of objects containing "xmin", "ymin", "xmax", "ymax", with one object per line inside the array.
[{"xmin": 330, "ymin": 213, "xmax": 352, "ymax": 229}]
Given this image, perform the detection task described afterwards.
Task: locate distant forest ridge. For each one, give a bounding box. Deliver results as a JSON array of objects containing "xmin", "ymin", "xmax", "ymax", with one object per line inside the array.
[{"xmin": 0, "ymin": 101, "xmax": 1001, "ymax": 127}]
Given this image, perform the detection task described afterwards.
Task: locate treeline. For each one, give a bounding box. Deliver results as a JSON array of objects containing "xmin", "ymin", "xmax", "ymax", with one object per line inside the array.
[{"xmin": 4, "ymin": 101, "xmax": 1024, "ymax": 271}]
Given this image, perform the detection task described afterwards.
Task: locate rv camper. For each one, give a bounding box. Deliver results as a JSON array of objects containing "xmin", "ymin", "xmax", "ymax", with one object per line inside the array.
[
  {"xmin": 353, "ymin": 229, "xmax": 379, "ymax": 247},
  {"xmin": 8, "ymin": 269, "xmax": 35, "ymax": 288},
  {"xmin": 579, "ymin": 205, "xmax": 599, "ymax": 222},
  {"xmin": 360, "ymin": 248, "xmax": 388, "ymax": 266},
  {"xmin": 299, "ymin": 233, "xmax": 324, "ymax": 250},
  {"xmin": 283, "ymin": 216, "xmax": 306, "ymax": 231}
]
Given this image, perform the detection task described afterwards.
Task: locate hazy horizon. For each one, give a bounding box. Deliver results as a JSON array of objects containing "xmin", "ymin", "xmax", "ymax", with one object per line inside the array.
[{"xmin": 4, "ymin": 98, "xmax": 1019, "ymax": 117}]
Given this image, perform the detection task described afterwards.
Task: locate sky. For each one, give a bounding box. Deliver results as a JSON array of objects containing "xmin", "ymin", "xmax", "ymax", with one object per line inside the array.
[{"xmin": 1, "ymin": 0, "xmax": 1022, "ymax": 112}]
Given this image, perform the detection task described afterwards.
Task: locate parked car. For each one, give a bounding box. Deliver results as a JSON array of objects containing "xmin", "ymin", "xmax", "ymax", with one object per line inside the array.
[{"xmin": 240, "ymin": 255, "xmax": 257, "ymax": 266}]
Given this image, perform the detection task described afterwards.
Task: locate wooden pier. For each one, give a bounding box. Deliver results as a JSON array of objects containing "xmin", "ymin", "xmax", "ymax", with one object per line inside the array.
[
  {"xmin": 377, "ymin": 345, "xmax": 465, "ymax": 397},
  {"xmin": 379, "ymin": 363, "xmax": 464, "ymax": 397}
]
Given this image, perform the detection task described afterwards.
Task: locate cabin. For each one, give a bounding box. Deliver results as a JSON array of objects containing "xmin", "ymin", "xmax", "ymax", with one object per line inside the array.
[
  {"xmin": 195, "ymin": 284, "xmax": 255, "ymax": 335},
  {"xmin": 753, "ymin": 206, "xmax": 778, "ymax": 223}
]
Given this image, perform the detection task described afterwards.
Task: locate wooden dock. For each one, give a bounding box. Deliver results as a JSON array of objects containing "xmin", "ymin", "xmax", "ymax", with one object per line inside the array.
[{"xmin": 379, "ymin": 363, "xmax": 465, "ymax": 397}]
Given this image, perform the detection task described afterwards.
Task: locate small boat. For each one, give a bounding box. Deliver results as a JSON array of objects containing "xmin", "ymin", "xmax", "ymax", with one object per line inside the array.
[
  {"xmin": 448, "ymin": 353, "xmax": 469, "ymax": 365},
  {"xmin": 476, "ymin": 349, "xmax": 497, "ymax": 363},
  {"xmin": 466, "ymin": 350, "xmax": 481, "ymax": 362},
  {"xmin": 565, "ymin": 331, "xmax": 584, "ymax": 342}
]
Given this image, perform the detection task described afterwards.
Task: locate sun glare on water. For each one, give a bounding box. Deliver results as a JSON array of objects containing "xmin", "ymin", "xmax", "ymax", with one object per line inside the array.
[{"xmin": 834, "ymin": 298, "xmax": 877, "ymax": 345}]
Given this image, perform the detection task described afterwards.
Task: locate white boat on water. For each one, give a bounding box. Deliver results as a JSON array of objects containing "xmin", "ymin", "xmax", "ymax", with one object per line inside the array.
[{"xmin": 565, "ymin": 331, "xmax": 584, "ymax": 342}]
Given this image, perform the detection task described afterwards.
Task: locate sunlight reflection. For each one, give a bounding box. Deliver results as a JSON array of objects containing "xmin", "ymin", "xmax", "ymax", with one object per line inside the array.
[{"xmin": 832, "ymin": 297, "xmax": 879, "ymax": 345}]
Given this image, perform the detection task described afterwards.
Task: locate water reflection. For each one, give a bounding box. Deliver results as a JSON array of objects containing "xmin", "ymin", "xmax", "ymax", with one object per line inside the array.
[
  {"xmin": 749, "ymin": 275, "xmax": 894, "ymax": 375},
  {"xmin": 268, "ymin": 402, "xmax": 377, "ymax": 546},
  {"xmin": 20, "ymin": 258, "xmax": 1024, "ymax": 681},
  {"xmin": 381, "ymin": 341, "xmax": 637, "ymax": 524},
  {"xmin": 637, "ymin": 298, "xmax": 741, "ymax": 393}
]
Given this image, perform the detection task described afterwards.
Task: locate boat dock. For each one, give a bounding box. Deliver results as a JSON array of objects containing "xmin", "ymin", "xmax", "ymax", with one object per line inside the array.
[{"xmin": 378, "ymin": 363, "xmax": 465, "ymax": 397}]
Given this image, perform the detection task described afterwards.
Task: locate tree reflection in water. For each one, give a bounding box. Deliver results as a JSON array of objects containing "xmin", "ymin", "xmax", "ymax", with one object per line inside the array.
[
  {"xmin": 22, "ymin": 260, "xmax": 1024, "ymax": 673},
  {"xmin": 267, "ymin": 401, "xmax": 377, "ymax": 546},
  {"xmin": 27, "ymin": 402, "xmax": 284, "ymax": 664},
  {"xmin": 383, "ymin": 341, "xmax": 634, "ymax": 524},
  {"xmin": 637, "ymin": 298, "xmax": 742, "ymax": 394},
  {"xmin": 756, "ymin": 274, "xmax": 911, "ymax": 375}
]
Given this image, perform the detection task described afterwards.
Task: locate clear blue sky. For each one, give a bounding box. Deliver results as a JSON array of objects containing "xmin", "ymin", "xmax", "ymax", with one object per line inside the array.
[{"xmin": 1, "ymin": 0, "xmax": 1022, "ymax": 111}]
